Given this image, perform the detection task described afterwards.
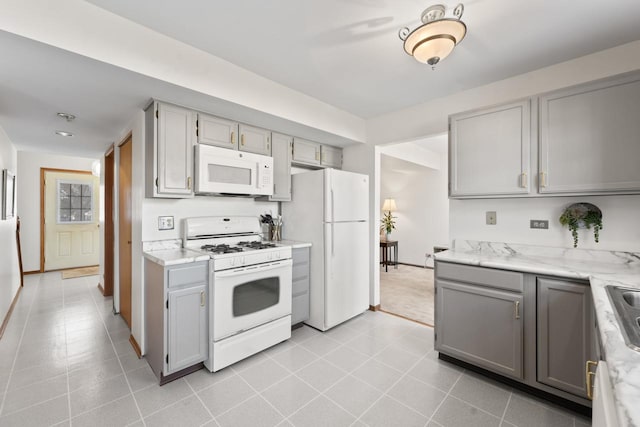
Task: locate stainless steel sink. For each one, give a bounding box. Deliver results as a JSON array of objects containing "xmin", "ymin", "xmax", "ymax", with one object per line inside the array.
[{"xmin": 606, "ymin": 286, "xmax": 640, "ymax": 351}]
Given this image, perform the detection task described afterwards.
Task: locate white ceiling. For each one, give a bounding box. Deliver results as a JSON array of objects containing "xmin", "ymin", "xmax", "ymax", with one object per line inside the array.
[
  {"xmin": 86, "ymin": 0, "xmax": 640, "ymax": 118},
  {"xmin": 2, "ymin": 1, "xmax": 640, "ymax": 157}
]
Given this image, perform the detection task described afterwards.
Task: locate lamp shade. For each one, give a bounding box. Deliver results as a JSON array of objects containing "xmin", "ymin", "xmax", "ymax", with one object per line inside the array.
[{"xmin": 382, "ymin": 199, "xmax": 397, "ymax": 212}]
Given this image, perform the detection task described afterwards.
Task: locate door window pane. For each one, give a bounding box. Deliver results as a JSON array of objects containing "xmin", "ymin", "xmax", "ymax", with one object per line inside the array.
[
  {"xmin": 57, "ymin": 179, "xmax": 94, "ymax": 223},
  {"xmin": 233, "ymin": 277, "xmax": 280, "ymax": 317}
]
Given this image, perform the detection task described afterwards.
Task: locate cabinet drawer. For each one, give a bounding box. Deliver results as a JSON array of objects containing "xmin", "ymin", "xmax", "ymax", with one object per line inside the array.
[
  {"xmin": 436, "ymin": 262, "xmax": 523, "ymax": 292},
  {"xmin": 167, "ymin": 263, "xmax": 208, "ymax": 288},
  {"xmin": 292, "ymin": 293, "xmax": 309, "ymax": 325},
  {"xmin": 292, "ymin": 277, "xmax": 309, "ymax": 298},
  {"xmin": 292, "ymin": 247, "xmax": 310, "ymax": 264}
]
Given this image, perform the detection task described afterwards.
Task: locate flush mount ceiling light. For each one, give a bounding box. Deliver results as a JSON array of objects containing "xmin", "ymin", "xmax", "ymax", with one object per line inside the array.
[
  {"xmin": 55, "ymin": 130, "xmax": 74, "ymax": 137},
  {"xmin": 57, "ymin": 112, "xmax": 76, "ymax": 122},
  {"xmin": 399, "ymin": 3, "xmax": 466, "ymax": 68}
]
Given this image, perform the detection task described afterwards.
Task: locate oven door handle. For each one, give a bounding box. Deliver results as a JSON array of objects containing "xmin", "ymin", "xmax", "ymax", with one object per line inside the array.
[{"xmin": 214, "ymin": 259, "xmax": 292, "ymax": 278}]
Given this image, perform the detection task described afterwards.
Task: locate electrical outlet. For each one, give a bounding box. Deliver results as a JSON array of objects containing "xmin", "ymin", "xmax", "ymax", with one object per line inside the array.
[
  {"xmin": 486, "ymin": 211, "xmax": 497, "ymax": 225},
  {"xmin": 530, "ymin": 220, "xmax": 549, "ymax": 229},
  {"xmin": 158, "ymin": 216, "xmax": 174, "ymax": 231}
]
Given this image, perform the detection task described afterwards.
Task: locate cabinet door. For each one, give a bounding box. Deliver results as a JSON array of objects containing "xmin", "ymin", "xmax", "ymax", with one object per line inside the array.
[
  {"xmin": 537, "ymin": 277, "xmax": 592, "ymax": 397},
  {"xmin": 239, "ymin": 124, "xmax": 271, "ymax": 156},
  {"xmin": 157, "ymin": 103, "xmax": 194, "ymax": 196},
  {"xmin": 167, "ymin": 285, "xmax": 207, "ymax": 374},
  {"xmin": 435, "ymin": 280, "xmax": 523, "ymax": 379},
  {"xmin": 539, "ymin": 74, "xmax": 640, "ymax": 194},
  {"xmin": 292, "ymin": 138, "xmax": 321, "ymax": 166},
  {"xmin": 270, "ymin": 132, "xmax": 292, "ymax": 201},
  {"xmin": 291, "ymin": 247, "xmax": 310, "ymax": 325},
  {"xmin": 321, "ymin": 145, "xmax": 342, "ymax": 169},
  {"xmin": 449, "ymin": 99, "xmax": 530, "ymax": 197},
  {"xmin": 197, "ymin": 113, "xmax": 238, "ymax": 149}
]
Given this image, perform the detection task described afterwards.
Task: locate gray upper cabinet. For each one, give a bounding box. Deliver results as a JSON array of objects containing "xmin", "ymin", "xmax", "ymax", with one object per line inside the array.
[
  {"xmin": 145, "ymin": 102, "xmax": 195, "ymax": 198},
  {"xmin": 449, "ymin": 99, "xmax": 531, "ymax": 198},
  {"xmin": 197, "ymin": 113, "xmax": 238, "ymax": 149},
  {"xmin": 436, "ymin": 280, "xmax": 524, "ymax": 379},
  {"xmin": 538, "ymin": 73, "xmax": 640, "ymax": 194},
  {"xmin": 269, "ymin": 132, "xmax": 292, "ymax": 201},
  {"xmin": 320, "ymin": 145, "xmax": 342, "ymax": 169},
  {"xmin": 239, "ymin": 124, "xmax": 271, "ymax": 156},
  {"xmin": 292, "ymin": 138, "xmax": 321, "ymax": 166},
  {"xmin": 537, "ymin": 277, "xmax": 593, "ymax": 398},
  {"xmin": 167, "ymin": 285, "xmax": 208, "ymax": 374}
]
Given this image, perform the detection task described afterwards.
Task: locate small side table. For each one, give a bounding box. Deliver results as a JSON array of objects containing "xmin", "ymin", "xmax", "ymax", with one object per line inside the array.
[{"xmin": 380, "ymin": 240, "xmax": 398, "ymax": 272}]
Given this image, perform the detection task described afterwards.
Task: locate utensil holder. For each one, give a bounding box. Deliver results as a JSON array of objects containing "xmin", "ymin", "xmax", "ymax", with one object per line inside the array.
[
  {"xmin": 271, "ymin": 224, "xmax": 282, "ymax": 241},
  {"xmin": 262, "ymin": 224, "xmax": 272, "ymax": 241}
]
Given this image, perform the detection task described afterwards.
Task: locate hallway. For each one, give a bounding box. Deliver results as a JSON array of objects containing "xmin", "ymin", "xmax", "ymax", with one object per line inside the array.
[{"xmin": 380, "ymin": 265, "xmax": 435, "ymax": 325}]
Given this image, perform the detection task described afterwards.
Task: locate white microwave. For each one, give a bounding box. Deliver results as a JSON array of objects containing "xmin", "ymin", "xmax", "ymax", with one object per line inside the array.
[{"xmin": 194, "ymin": 144, "xmax": 273, "ymax": 196}]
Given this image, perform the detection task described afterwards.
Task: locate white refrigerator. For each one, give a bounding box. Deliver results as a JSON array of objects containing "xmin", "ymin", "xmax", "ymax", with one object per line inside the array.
[{"xmin": 282, "ymin": 168, "xmax": 370, "ymax": 331}]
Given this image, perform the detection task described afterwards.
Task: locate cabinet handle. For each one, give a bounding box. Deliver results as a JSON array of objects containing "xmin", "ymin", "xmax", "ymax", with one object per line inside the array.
[
  {"xmin": 187, "ymin": 176, "xmax": 192, "ymax": 190},
  {"xmin": 231, "ymin": 131, "xmax": 235, "ymax": 144},
  {"xmin": 315, "ymin": 151, "xmax": 320, "ymax": 161},
  {"xmin": 267, "ymin": 143, "xmax": 270, "ymax": 150},
  {"xmin": 241, "ymin": 134, "xmax": 245, "ymax": 146},
  {"xmin": 514, "ymin": 301, "xmax": 520, "ymax": 319},
  {"xmin": 586, "ymin": 360, "xmax": 598, "ymax": 400},
  {"xmin": 540, "ymin": 172, "xmax": 547, "ymax": 188},
  {"xmin": 200, "ymin": 291, "xmax": 205, "ymax": 307},
  {"xmin": 520, "ymin": 173, "xmax": 527, "ymax": 188}
]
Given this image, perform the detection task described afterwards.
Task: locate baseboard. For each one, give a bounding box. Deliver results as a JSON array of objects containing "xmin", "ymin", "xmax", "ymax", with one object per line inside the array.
[
  {"xmin": 23, "ymin": 270, "xmax": 41, "ymax": 275},
  {"xmin": 97, "ymin": 283, "xmax": 105, "ymax": 295},
  {"xmin": 129, "ymin": 334, "xmax": 142, "ymax": 358},
  {"xmin": 368, "ymin": 304, "xmax": 381, "ymax": 311},
  {"xmin": 0, "ymin": 286, "xmax": 22, "ymax": 339}
]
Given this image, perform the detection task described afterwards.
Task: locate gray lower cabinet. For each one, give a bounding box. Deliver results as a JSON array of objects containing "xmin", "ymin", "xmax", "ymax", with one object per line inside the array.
[
  {"xmin": 291, "ymin": 247, "xmax": 310, "ymax": 325},
  {"xmin": 145, "ymin": 259, "xmax": 208, "ymax": 382},
  {"xmin": 435, "ymin": 260, "xmax": 595, "ymax": 405},
  {"xmin": 537, "ymin": 277, "xmax": 592, "ymax": 398},
  {"xmin": 436, "ymin": 279, "xmax": 524, "ymax": 379}
]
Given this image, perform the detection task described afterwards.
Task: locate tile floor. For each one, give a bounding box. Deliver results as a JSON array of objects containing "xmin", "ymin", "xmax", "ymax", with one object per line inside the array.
[{"xmin": 0, "ymin": 272, "xmax": 591, "ymax": 427}]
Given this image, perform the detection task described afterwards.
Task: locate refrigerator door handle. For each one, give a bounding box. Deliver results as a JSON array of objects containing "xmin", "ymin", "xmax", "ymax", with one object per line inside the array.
[
  {"xmin": 330, "ymin": 189, "xmax": 334, "ymax": 223},
  {"xmin": 331, "ymin": 223, "xmax": 335, "ymax": 256}
]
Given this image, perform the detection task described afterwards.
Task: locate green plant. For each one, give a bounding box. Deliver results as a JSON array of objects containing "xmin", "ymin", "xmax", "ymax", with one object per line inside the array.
[
  {"xmin": 380, "ymin": 211, "xmax": 396, "ymax": 234},
  {"xmin": 559, "ymin": 203, "xmax": 603, "ymax": 248}
]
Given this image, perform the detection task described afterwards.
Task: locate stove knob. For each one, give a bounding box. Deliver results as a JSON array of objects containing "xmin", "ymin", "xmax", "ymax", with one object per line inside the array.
[
  {"xmin": 229, "ymin": 258, "xmax": 235, "ymax": 267},
  {"xmin": 241, "ymin": 257, "xmax": 246, "ymax": 265}
]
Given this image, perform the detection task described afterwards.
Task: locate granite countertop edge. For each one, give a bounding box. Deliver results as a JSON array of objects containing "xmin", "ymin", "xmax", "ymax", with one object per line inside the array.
[{"xmin": 435, "ymin": 244, "xmax": 640, "ymax": 427}]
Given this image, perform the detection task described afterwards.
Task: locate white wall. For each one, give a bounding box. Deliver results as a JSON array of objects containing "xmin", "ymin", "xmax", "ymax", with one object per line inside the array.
[
  {"xmin": 142, "ymin": 198, "xmax": 277, "ymax": 242},
  {"xmin": 16, "ymin": 151, "xmax": 96, "ymax": 272},
  {"xmin": 342, "ymin": 144, "xmax": 380, "ymax": 307},
  {"xmin": 0, "ymin": 125, "xmax": 20, "ymax": 327},
  {"xmin": 450, "ymin": 196, "xmax": 640, "ymax": 252},
  {"xmin": 380, "ymin": 153, "xmax": 449, "ymax": 267}
]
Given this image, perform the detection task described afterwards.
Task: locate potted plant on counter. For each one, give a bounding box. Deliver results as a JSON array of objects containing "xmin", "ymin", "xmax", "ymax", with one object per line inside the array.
[{"xmin": 559, "ymin": 203, "xmax": 603, "ymax": 248}]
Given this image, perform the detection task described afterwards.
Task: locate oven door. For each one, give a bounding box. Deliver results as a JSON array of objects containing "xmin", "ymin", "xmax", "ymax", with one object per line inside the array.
[{"xmin": 212, "ymin": 259, "xmax": 292, "ymax": 341}]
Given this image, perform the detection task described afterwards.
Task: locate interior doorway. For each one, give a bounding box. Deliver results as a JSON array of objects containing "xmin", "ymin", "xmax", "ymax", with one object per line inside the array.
[
  {"xmin": 377, "ymin": 134, "xmax": 449, "ymax": 326},
  {"xmin": 101, "ymin": 146, "xmax": 115, "ymax": 297},
  {"xmin": 118, "ymin": 136, "xmax": 133, "ymax": 328},
  {"xmin": 40, "ymin": 168, "xmax": 100, "ymax": 272}
]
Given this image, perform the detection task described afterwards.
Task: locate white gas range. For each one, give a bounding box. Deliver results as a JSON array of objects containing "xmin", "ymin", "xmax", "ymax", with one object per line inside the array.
[{"xmin": 183, "ymin": 216, "xmax": 292, "ymax": 372}]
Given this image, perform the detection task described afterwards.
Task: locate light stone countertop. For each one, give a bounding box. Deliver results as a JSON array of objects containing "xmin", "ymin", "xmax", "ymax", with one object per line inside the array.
[
  {"xmin": 142, "ymin": 248, "xmax": 210, "ymax": 266},
  {"xmin": 276, "ymin": 239, "xmax": 312, "ymax": 249},
  {"xmin": 435, "ymin": 240, "xmax": 640, "ymax": 427}
]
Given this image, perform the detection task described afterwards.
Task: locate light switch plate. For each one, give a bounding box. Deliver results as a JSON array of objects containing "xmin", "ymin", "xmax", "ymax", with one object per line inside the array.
[
  {"xmin": 486, "ymin": 211, "xmax": 497, "ymax": 225},
  {"xmin": 158, "ymin": 216, "xmax": 174, "ymax": 231},
  {"xmin": 530, "ymin": 219, "xmax": 549, "ymax": 229}
]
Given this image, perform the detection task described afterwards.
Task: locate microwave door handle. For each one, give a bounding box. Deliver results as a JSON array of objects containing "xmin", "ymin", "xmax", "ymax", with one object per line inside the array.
[{"xmin": 214, "ymin": 260, "xmax": 291, "ymax": 278}]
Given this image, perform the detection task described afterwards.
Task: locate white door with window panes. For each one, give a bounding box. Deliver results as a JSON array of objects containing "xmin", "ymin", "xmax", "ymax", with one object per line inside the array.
[{"xmin": 44, "ymin": 170, "xmax": 100, "ymax": 271}]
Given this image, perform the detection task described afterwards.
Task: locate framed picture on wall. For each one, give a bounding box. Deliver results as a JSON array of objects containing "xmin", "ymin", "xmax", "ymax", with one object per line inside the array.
[{"xmin": 2, "ymin": 169, "xmax": 16, "ymax": 220}]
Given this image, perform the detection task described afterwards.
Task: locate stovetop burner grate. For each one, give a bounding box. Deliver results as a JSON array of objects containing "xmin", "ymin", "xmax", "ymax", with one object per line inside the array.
[
  {"xmin": 237, "ymin": 241, "xmax": 277, "ymax": 250},
  {"xmin": 200, "ymin": 244, "xmax": 244, "ymax": 254}
]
